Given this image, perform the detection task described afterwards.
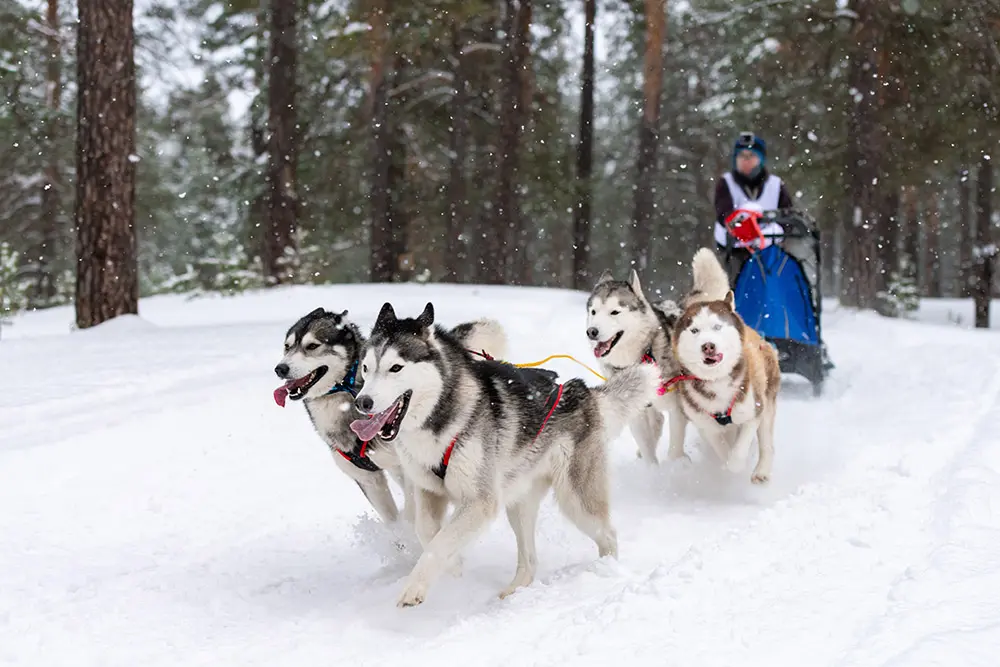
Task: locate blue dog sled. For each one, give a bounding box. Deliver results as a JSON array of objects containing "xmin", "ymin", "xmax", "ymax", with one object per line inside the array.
[{"xmin": 721, "ymin": 208, "xmax": 832, "ymax": 396}]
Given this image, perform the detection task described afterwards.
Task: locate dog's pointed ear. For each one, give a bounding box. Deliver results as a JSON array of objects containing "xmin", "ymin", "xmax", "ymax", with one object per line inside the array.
[
  {"xmin": 724, "ymin": 291, "xmax": 735, "ymax": 310},
  {"xmin": 416, "ymin": 302, "xmax": 435, "ymax": 331},
  {"xmin": 308, "ymin": 307, "xmax": 326, "ymax": 318},
  {"xmin": 338, "ymin": 309, "xmax": 349, "ymax": 319},
  {"xmin": 595, "ymin": 270, "xmax": 614, "ymax": 287},
  {"xmin": 628, "ymin": 269, "xmax": 646, "ymax": 300},
  {"xmin": 374, "ymin": 302, "xmax": 396, "ymax": 330}
]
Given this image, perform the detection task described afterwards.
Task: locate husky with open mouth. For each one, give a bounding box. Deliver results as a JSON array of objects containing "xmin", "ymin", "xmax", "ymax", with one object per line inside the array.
[
  {"xmin": 273, "ymin": 307, "xmax": 507, "ymax": 525},
  {"xmin": 671, "ymin": 288, "xmax": 781, "ymax": 484},
  {"xmin": 351, "ymin": 302, "xmax": 661, "ymax": 608},
  {"xmin": 585, "ymin": 249, "xmax": 732, "ymax": 464}
]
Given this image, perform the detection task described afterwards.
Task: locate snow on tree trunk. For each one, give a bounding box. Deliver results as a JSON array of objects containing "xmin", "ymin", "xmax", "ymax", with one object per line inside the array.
[
  {"xmin": 263, "ymin": 0, "xmax": 299, "ymax": 285},
  {"xmin": 631, "ymin": 0, "xmax": 665, "ymax": 274},
  {"xmin": 74, "ymin": 0, "xmax": 138, "ymax": 329},
  {"xmin": 572, "ymin": 0, "xmax": 596, "ymax": 291},
  {"xmin": 974, "ymin": 154, "xmax": 994, "ymax": 329}
]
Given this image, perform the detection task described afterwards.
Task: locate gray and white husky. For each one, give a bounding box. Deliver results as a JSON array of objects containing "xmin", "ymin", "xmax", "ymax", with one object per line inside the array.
[
  {"xmin": 349, "ymin": 302, "xmax": 661, "ymax": 607},
  {"xmin": 585, "ymin": 249, "xmax": 731, "ymax": 464},
  {"xmin": 273, "ymin": 307, "xmax": 507, "ymax": 525}
]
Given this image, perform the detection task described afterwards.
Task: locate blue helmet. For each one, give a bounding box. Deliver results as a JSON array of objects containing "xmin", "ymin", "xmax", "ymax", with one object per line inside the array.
[{"xmin": 733, "ymin": 131, "xmax": 766, "ymax": 171}]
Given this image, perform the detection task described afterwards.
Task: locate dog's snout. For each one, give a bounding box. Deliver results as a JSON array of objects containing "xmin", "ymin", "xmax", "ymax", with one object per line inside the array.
[
  {"xmin": 274, "ymin": 363, "xmax": 290, "ymax": 378},
  {"xmin": 701, "ymin": 342, "xmax": 716, "ymax": 355},
  {"xmin": 356, "ymin": 394, "xmax": 374, "ymax": 413},
  {"xmin": 586, "ymin": 327, "xmax": 599, "ymax": 340}
]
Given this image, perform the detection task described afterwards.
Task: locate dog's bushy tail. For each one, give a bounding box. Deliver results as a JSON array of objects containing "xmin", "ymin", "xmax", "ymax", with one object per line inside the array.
[
  {"xmin": 691, "ymin": 247, "xmax": 730, "ymax": 302},
  {"xmin": 451, "ymin": 318, "xmax": 509, "ymax": 360},
  {"xmin": 592, "ymin": 363, "xmax": 662, "ymax": 442}
]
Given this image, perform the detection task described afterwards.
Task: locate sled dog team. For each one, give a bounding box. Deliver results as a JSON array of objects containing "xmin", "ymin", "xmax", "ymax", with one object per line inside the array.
[{"xmin": 272, "ymin": 248, "xmax": 780, "ymax": 608}]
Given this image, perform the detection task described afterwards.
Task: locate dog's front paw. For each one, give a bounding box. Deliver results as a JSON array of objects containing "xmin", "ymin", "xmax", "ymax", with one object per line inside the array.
[
  {"xmin": 751, "ymin": 470, "xmax": 770, "ymax": 485},
  {"xmin": 396, "ymin": 579, "xmax": 428, "ymax": 608}
]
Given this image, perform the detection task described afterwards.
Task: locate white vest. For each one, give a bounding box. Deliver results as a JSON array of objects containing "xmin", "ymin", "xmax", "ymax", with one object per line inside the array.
[
  {"xmin": 722, "ymin": 172, "xmax": 782, "ymax": 210},
  {"xmin": 714, "ymin": 173, "xmax": 784, "ymax": 247}
]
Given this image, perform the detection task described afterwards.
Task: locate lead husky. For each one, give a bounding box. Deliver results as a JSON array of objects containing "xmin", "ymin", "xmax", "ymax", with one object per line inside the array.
[
  {"xmin": 350, "ymin": 302, "xmax": 661, "ymax": 607},
  {"xmin": 273, "ymin": 307, "xmax": 507, "ymax": 525},
  {"xmin": 585, "ymin": 249, "xmax": 731, "ymax": 464},
  {"xmin": 672, "ymin": 288, "xmax": 781, "ymax": 484}
]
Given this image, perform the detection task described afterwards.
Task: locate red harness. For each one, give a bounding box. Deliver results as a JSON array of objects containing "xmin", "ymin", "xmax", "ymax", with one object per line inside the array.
[{"xmin": 434, "ymin": 383, "xmax": 565, "ymax": 479}]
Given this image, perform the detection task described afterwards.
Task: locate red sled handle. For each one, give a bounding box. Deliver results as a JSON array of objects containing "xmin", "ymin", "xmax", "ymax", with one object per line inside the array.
[{"xmin": 723, "ymin": 209, "xmax": 765, "ymax": 249}]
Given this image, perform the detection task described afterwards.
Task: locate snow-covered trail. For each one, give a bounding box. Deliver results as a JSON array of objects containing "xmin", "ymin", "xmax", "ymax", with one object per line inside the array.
[{"xmin": 1, "ymin": 285, "xmax": 998, "ymax": 666}]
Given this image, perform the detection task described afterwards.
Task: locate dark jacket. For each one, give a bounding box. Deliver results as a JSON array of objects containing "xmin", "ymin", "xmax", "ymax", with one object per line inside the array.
[{"xmin": 714, "ymin": 168, "xmax": 794, "ymax": 224}]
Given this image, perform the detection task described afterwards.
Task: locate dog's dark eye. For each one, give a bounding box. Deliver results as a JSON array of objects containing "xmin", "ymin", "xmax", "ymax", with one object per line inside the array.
[
  {"xmin": 362, "ymin": 364, "xmax": 368, "ymax": 374},
  {"xmin": 610, "ymin": 310, "xmax": 620, "ymax": 316},
  {"xmin": 389, "ymin": 364, "xmax": 403, "ymax": 373},
  {"xmin": 305, "ymin": 343, "xmax": 319, "ymax": 351},
  {"xmin": 590, "ymin": 309, "xmax": 596, "ymax": 316},
  {"xmin": 690, "ymin": 328, "xmax": 700, "ymax": 335}
]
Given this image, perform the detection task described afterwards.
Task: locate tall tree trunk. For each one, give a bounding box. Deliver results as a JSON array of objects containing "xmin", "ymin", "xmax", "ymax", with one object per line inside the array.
[
  {"xmin": 444, "ymin": 24, "xmax": 469, "ymax": 283},
  {"xmin": 876, "ymin": 188, "xmax": 900, "ymax": 293},
  {"xmin": 263, "ymin": 0, "xmax": 299, "ymax": 285},
  {"xmin": 958, "ymin": 168, "xmax": 973, "ymax": 297},
  {"xmin": 572, "ymin": 0, "xmax": 596, "ymax": 290},
  {"xmin": 493, "ymin": 0, "xmax": 533, "ymax": 285},
  {"xmin": 32, "ymin": 0, "xmax": 63, "ymax": 307},
  {"xmin": 924, "ymin": 194, "xmax": 941, "ymax": 298},
  {"xmin": 74, "ymin": 0, "xmax": 138, "ymax": 329},
  {"xmin": 368, "ymin": 0, "xmax": 396, "ymax": 282},
  {"xmin": 901, "ymin": 185, "xmax": 920, "ymax": 283},
  {"xmin": 631, "ymin": 0, "xmax": 665, "ymax": 273},
  {"xmin": 841, "ymin": 0, "xmax": 882, "ymax": 309},
  {"xmin": 974, "ymin": 154, "xmax": 994, "ymax": 329}
]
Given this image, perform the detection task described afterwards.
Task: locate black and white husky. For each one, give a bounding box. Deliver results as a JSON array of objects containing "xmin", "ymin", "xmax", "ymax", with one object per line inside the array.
[
  {"xmin": 349, "ymin": 302, "xmax": 661, "ymax": 607},
  {"xmin": 273, "ymin": 307, "xmax": 507, "ymax": 525},
  {"xmin": 585, "ymin": 249, "xmax": 732, "ymax": 464}
]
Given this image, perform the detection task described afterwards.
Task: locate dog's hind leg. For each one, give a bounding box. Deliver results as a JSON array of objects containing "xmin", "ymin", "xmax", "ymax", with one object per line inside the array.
[
  {"xmin": 500, "ymin": 477, "xmax": 550, "ymax": 599},
  {"xmin": 630, "ymin": 408, "xmax": 663, "ymax": 464},
  {"xmin": 397, "ymin": 496, "xmax": 498, "ymax": 607},
  {"xmin": 555, "ymin": 436, "xmax": 618, "ymax": 559},
  {"xmin": 752, "ymin": 403, "xmax": 776, "ymax": 485}
]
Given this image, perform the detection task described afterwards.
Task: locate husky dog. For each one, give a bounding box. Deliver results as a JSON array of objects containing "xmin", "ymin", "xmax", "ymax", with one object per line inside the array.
[
  {"xmin": 671, "ymin": 286, "xmax": 781, "ymax": 484},
  {"xmin": 349, "ymin": 302, "xmax": 661, "ymax": 607},
  {"xmin": 273, "ymin": 307, "xmax": 507, "ymax": 525},
  {"xmin": 585, "ymin": 249, "xmax": 731, "ymax": 464}
]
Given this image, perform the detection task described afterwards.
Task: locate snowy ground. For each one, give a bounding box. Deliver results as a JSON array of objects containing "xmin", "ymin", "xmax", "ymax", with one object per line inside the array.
[{"xmin": 2, "ymin": 285, "xmax": 999, "ymax": 666}]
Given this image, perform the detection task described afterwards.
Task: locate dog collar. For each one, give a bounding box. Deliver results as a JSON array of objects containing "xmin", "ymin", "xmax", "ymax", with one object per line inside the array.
[
  {"xmin": 666, "ymin": 373, "xmax": 742, "ymax": 425},
  {"xmin": 337, "ymin": 437, "xmax": 381, "ymax": 472},
  {"xmin": 325, "ymin": 360, "xmax": 359, "ymax": 397}
]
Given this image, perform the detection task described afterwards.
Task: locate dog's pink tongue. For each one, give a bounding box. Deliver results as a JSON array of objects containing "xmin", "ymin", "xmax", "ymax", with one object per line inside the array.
[
  {"xmin": 594, "ymin": 340, "xmax": 610, "ymax": 358},
  {"xmin": 350, "ymin": 402, "xmax": 398, "ymax": 441},
  {"xmin": 273, "ymin": 385, "xmax": 289, "ymax": 407}
]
